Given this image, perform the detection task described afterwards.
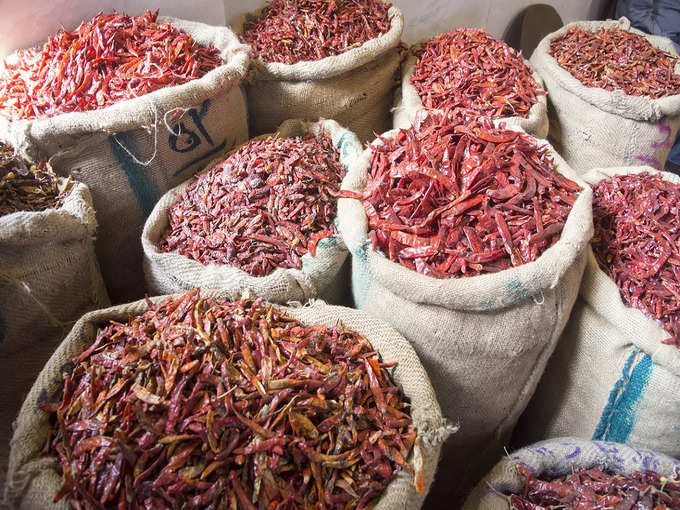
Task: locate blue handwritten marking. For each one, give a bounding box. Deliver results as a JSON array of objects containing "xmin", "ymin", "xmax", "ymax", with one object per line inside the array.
[
  {"xmin": 173, "ymin": 139, "xmax": 227, "ymax": 177},
  {"xmin": 108, "ymin": 133, "xmax": 161, "ymax": 218},
  {"xmin": 593, "ymin": 349, "xmax": 653, "ymax": 444}
]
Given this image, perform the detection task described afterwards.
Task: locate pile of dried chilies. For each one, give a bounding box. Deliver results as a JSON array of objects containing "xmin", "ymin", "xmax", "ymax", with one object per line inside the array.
[
  {"xmin": 0, "ymin": 10, "xmax": 223, "ymax": 121},
  {"xmin": 344, "ymin": 113, "xmax": 580, "ymax": 278},
  {"xmin": 240, "ymin": 0, "xmax": 392, "ymax": 64},
  {"xmin": 41, "ymin": 290, "xmax": 420, "ymax": 509},
  {"xmin": 592, "ymin": 172, "xmax": 680, "ymax": 349},
  {"xmin": 410, "ymin": 29, "xmax": 544, "ymax": 119},
  {"xmin": 549, "ymin": 26, "xmax": 680, "ymax": 98},
  {"xmin": 161, "ymin": 133, "xmax": 345, "ymax": 276},
  {"xmin": 0, "ymin": 141, "xmax": 71, "ymax": 216},
  {"xmin": 510, "ymin": 464, "xmax": 680, "ymax": 509}
]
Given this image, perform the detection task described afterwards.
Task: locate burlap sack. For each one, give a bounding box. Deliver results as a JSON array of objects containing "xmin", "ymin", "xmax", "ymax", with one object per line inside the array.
[
  {"xmin": 337, "ymin": 125, "xmax": 593, "ymax": 505},
  {"xmin": 233, "ymin": 2, "xmax": 403, "ymax": 143},
  {"xmin": 0, "ymin": 180, "xmax": 109, "ymax": 494},
  {"xmin": 5, "ymin": 294, "xmax": 451, "ymax": 510},
  {"xmin": 0, "ymin": 18, "xmax": 250, "ymax": 303},
  {"xmin": 463, "ymin": 437, "xmax": 680, "ymax": 510},
  {"xmin": 393, "ymin": 50, "xmax": 548, "ymax": 138},
  {"xmin": 142, "ymin": 118, "xmax": 359, "ymax": 306},
  {"xmin": 515, "ymin": 166, "xmax": 680, "ymax": 459},
  {"xmin": 531, "ymin": 17, "xmax": 680, "ymax": 174}
]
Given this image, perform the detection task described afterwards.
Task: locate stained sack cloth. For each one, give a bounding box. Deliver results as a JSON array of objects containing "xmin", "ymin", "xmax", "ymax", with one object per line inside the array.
[
  {"xmin": 530, "ymin": 17, "xmax": 680, "ymax": 175},
  {"xmin": 393, "ymin": 51, "xmax": 548, "ymax": 138},
  {"xmin": 5, "ymin": 295, "xmax": 450, "ymax": 510},
  {"xmin": 142, "ymin": 118, "xmax": 359, "ymax": 306},
  {"xmin": 0, "ymin": 180, "xmax": 109, "ymax": 495},
  {"xmin": 233, "ymin": 2, "xmax": 403, "ymax": 143},
  {"xmin": 515, "ymin": 166, "xmax": 680, "ymax": 459},
  {"xmin": 337, "ymin": 125, "xmax": 593, "ymax": 505},
  {"xmin": 463, "ymin": 437, "xmax": 680, "ymax": 510},
  {"xmin": 0, "ymin": 18, "xmax": 250, "ymax": 303}
]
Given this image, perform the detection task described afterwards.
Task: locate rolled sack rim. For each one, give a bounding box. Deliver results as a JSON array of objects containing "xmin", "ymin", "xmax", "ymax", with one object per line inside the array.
[
  {"xmin": 580, "ymin": 165, "xmax": 680, "ymax": 375},
  {"xmin": 338, "ymin": 121, "xmax": 594, "ymax": 311},
  {"xmin": 531, "ymin": 17, "xmax": 680, "ymax": 122},
  {"xmin": 0, "ymin": 16, "xmax": 250, "ymax": 151},
  {"xmin": 469, "ymin": 437, "xmax": 680, "ymax": 508},
  {"xmin": 0, "ymin": 179, "xmax": 97, "ymax": 245},
  {"xmin": 397, "ymin": 42, "xmax": 548, "ymax": 137},
  {"xmin": 141, "ymin": 118, "xmax": 357, "ymax": 302},
  {"xmin": 233, "ymin": 2, "xmax": 403, "ymax": 82}
]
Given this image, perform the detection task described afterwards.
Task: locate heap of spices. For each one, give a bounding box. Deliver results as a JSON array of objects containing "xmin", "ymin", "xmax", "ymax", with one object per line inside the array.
[
  {"xmin": 592, "ymin": 172, "xmax": 680, "ymax": 349},
  {"xmin": 0, "ymin": 10, "xmax": 223, "ymax": 121},
  {"xmin": 0, "ymin": 142, "xmax": 71, "ymax": 216},
  {"xmin": 510, "ymin": 464, "xmax": 680, "ymax": 509},
  {"xmin": 161, "ymin": 133, "xmax": 345, "ymax": 276},
  {"xmin": 549, "ymin": 26, "xmax": 680, "ymax": 98},
  {"xmin": 41, "ymin": 290, "xmax": 421, "ymax": 508},
  {"xmin": 410, "ymin": 29, "xmax": 544, "ymax": 119},
  {"xmin": 240, "ymin": 0, "xmax": 392, "ymax": 64},
  {"xmin": 343, "ymin": 113, "xmax": 580, "ymax": 278}
]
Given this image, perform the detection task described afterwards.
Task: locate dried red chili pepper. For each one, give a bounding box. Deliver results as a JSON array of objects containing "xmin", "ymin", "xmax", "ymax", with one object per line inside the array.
[
  {"xmin": 549, "ymin": 26, "xmax": 680, "ymax": 98},
  {"xmin": 410, "ymin": 29, "xmax": 544, "ymax": 119},
  {"xmin": 0, "ymin": 11, "xmax": 223, "ymax": 121},
  {"xmin": 41, "ymin": 290, "xmax": 421, "ymax": 509},
  {"xmin": 510, "ymin": 464, "xmax": 680, "ymax": 509},
  {"xmin": 240, "ymin": 0, "xmax": 391, "ymax": 64},
  {"xmin": 592, "ymin": 172, "xmax": 680, "ymax": 349},
  {"xmin": 0, "ymin": 142, "xmax": 72, "ymax": 216},
  {"xmin": 344, "ymin": 113, "xmax": 580, "ymax": 278},
  {"xmin": 161, "ymin": 133, "xmax": 345, "ymax": 276}
]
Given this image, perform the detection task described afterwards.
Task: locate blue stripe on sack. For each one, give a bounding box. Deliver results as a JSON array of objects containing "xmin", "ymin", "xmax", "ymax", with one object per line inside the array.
[
  {"xmin": 592, "ymin": 349, "xmax": 653, "ymax": 443},
  {"xmin": 108, "ymin": 133, "xmax": 161, "ymax": 218}
]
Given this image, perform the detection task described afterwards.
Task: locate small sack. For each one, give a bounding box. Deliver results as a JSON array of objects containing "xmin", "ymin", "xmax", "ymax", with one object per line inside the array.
[
  {"xmin": 0, "ymin": 18, "xmax": 250, "ymax": 303},
  {"xmin": 0, "ymin": 180, "xmax": 109, "ymax": 492},
  {"xmin": 337, "ymin": 126, "xmax": 593, "ymax": 504},
  {"xmin": 463, "ymin": 437, "xmax": 680, "ymax": 510},
  {"xmin": 393, "ymin": 51, "xmax": 548, "ymax": 138},
  {"xmin": 142, "ymin": 118, "xmax": 359, "ymax": 306},
  {"xmin": 516, "ymin": 166, "xmax": 680, "ymax": 459},
  {"xmin": 233, "ymin": 2, "xmax": 403, "ymax": 142},
  {"xmin": 531, "ymin": 17, "xmax": 680, "ymax": 174},
  {"xmin": 5, "ymin": 295, "xmax": 450, "ymax": 510}
]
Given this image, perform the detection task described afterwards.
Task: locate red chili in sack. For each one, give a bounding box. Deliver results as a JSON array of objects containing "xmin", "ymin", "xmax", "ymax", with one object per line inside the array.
[
  {"xmin": 344, "ymin": 113, "xmax": 580, "ymax": 278},
  {"xmin": 592, "ymin": 172, "xmax": 680, "ymax": 349},
  {"xmin": 410, "ymin": 29, "xmax": 544, "ymax": 119},
  {"xmin": 0, "ymin": 10, "xmax": 223, "ymax": 121}
]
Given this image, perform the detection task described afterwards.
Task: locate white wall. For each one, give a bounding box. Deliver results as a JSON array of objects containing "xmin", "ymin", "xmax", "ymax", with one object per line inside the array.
[{"xmin": 1, "ymin": 0, "xmax": 609, "ymax": 57}]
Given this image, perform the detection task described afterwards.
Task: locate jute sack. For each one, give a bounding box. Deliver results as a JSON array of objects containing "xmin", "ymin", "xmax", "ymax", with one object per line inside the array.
[
  {"xmin": 531, "ymin": 17, "xmax": 680, "ymax": 174},
  {"xmin": 232, "ymin": 2, "xmax": 403, "ymax": 143},
  {"xmin": 393, "ymin": 50, "xmax": 549, "ymax": 138},
  {"xmin": 463, "ymin": 437, "xmax": 680, "ymax": 510},
  {"xmin": 337, "ymin": 125, "xmax": 593, "ymax": 505},
  {"xmin": 0, "ymin": 180, "xmax": 109, "ymax": 493},
  {"xmin": 142, "ymin": 118, "xmax": 360, "ymax": 306},
  {"xmin": 515, "ymin": 166, "xmax": 680, "ymax": 459},
  {"xmin": 5, "ymin": 294, "xmax": 451, "ymax": 510},
  {"xmin": 0, "ymin": 18, "xmax": 250, "ymax": 303}
]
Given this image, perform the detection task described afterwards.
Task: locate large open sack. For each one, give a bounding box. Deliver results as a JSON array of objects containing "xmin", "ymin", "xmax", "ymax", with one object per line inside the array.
[
  {"xmin": 142, "ymin": 118, "xmax": 360, "ymax": 306},
  {"xmin": 531, "ymin": 17, "xmax": 680, "ymax": 174},
  {"xmin": 463, "ymin": 437, "xmax": 680, "ymax": 509},
  {"xmin": 337, "ymin": 124, "xmax": 593, "ymax": 505},
  {"xmin": 393, "ymin": 50, "xmax": 548, "ymax": 138},
  {"xmin": 0, "ymin": 18, "xmax": 250, "ymax": 303},
  {"xmin": 0, "ymin": 179, "xmax": 109, "ymax": 493},
  {"xmin": 5, "ymin": 294, "xmax": 450, "ymax": 510},
  {"xmin": 233, "ymin": 2, "xmax": 403, "ymax": 143},
  {"xmin": 516, "ymin": 166, "xmax": 680, "ymax": 459}
]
